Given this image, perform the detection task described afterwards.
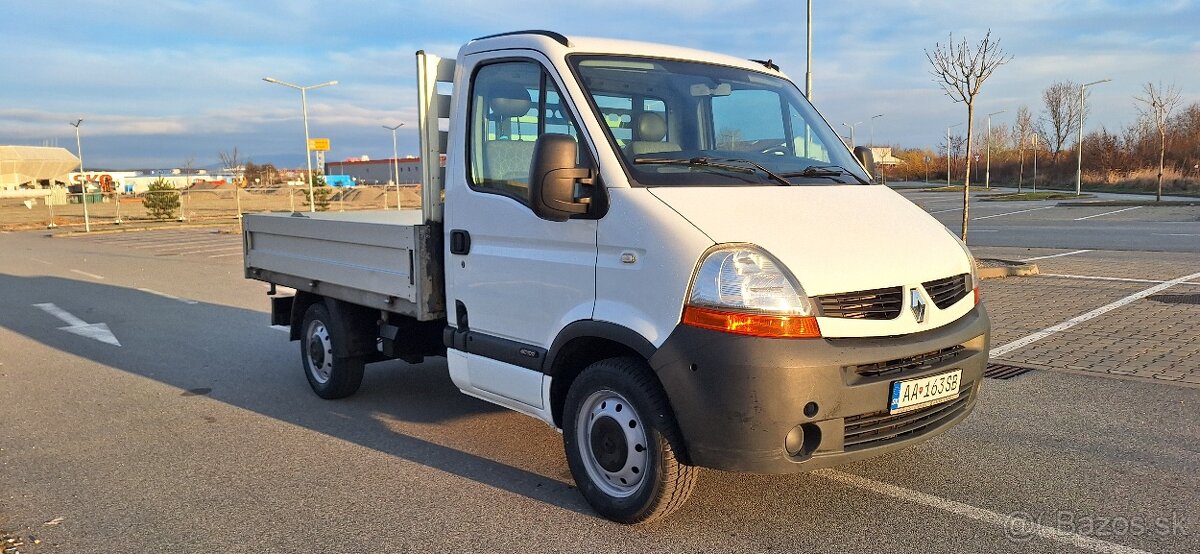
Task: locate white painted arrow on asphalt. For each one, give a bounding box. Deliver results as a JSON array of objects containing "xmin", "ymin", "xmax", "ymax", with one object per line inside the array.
[{"xmin": 32, "ymin": 303, "xmax": 122, "ymax": 347}]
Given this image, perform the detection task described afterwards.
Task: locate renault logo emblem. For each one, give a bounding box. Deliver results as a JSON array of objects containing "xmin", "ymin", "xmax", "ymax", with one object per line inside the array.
[{"xmin": 910, "ymin": 288, "xmax": 927, "ymax": 323}]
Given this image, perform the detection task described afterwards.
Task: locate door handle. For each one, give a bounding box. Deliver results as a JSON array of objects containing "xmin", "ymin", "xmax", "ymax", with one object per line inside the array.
[{"xmin": 450, "ymin": 229, "xmax": 471, "ymax": 255}]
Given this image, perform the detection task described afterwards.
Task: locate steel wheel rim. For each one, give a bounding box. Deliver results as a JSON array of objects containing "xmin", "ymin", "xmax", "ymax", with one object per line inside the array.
[
  {"xmin": 575, "ymin": 389, "xmax": 649, "ymax": 498},
  {"xmin": 305, "ymin": 320, "xmax": 333, "ymax": 384}
]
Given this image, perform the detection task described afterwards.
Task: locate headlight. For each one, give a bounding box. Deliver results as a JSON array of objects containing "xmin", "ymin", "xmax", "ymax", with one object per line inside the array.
[{"xmin": 682, "ymin": 245, "xmax": 821, "ymax": 338}]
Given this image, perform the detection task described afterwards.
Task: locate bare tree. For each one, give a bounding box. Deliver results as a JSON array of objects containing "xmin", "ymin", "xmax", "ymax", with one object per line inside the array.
[
  {"xmin": 1013, "ymin": 106, "xmax": 1034, "ymax": 191},
  {"xmin": 926, "ymin": 29, "xmax": 1012, "ymax": 240},
  {"xmin": 717, "ymin": 128, "xmax": 745, "ymax": 149},
  {"xmin": 218, "ymin": 147, "xmax": 244, "ymax": 217},
  {"xmin": 217, "ymin": 147, "xmax": 242, "ymax": 184},
  {"xmin": 1041, "ymin": 81, "xmax": 1087, "ymax": 159},
  {"xmin": 1134, "ymin": 81, "xmax": 1183, "ymax": 201}
]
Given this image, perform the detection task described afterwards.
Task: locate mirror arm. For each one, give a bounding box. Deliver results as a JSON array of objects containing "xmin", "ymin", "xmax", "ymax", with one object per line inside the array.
[{"xmin": 541, "ymin": 167, "xmax": 592, "ymax": 213}]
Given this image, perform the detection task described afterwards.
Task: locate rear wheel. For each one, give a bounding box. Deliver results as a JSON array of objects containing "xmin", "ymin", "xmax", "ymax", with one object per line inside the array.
[
  {"xmin": 563, "ymin": 357, "xmax": 697, "ymax": 524},
  {"xmin": 300, "ymin": 303, "xmax": 365, "ymax": 399}
]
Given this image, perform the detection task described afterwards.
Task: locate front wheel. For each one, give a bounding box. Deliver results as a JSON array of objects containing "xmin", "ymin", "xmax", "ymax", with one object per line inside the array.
[
  {"xmin": 563, "ymin": 357, "xmax": 698, "ymax": 524},
  {"xmin": 300, "ymin": 303, "xmax": 365, "ymax": 399}
]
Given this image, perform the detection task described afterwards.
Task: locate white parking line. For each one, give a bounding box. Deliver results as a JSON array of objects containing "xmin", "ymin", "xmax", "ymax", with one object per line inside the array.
[
  {"xmin": 929, "ymin": 207, "xmax": 963, "ymax": 214},
  {"xmin": 973, "ymin": 206, "xmax": 1055, "ymax": 220},
  {"xmin": 991, "ymin": 270, "xmax": 1200, "ymax": 359},
  {"xmin": 1153, "ymin": 233, "xmax": 1200, "ymax": 237},
  {"xmin": 1040, "ymin": 273, "xmax": 1200, "ymax": 286},
  {"xmin": 133, "ymin": 238, "xmax": 234, "ymax": 250},
  {"xmin": 137, "ymin": 288, "xmax": 199, "ymax": 305},
  {"xmin": 96, "ymin": 232, "xmax": 199, "ymax": 242},
  {"xmin": 270, "ymin": 325, "xmax": 290, "ymax": 333},
  {"xmin": 1073, "ymin": 206, "xmax": 1142, "ymax": 221},
  {"xmin": 31, "ymin": 258, "xmax": 53, "ymax": 265},
  {"xmin": 1020, "ymin": 250, "xmax": 1092, "ymax": 262},
  {"xmin": 70, "ymin": 269, "xmax": 104, "ymax": 280},
  {"xmin": 169, "ymin": 245, "xmax": 243, "ymax": 255},
  {"xmin": 815, "ymin": 469, "xmax": 1151, "ymax": 554}
]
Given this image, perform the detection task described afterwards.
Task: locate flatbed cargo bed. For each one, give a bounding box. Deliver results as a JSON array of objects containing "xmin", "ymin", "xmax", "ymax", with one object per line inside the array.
[{"xmin": 242, "ymin": 209, "xmax": 444, "ymax": 320}]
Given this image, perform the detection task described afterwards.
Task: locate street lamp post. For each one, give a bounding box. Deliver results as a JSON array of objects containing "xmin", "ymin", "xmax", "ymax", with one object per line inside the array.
[
  {"xmin": 1075, "ymin": 78, "xmax": 1111, "ymax": 195},
  {"xmin": 802, "ymin": 0, "xmax": 813, "ymax": 157},
  {"xmin": 985, "ymin": 109, "xmax": 1006, "ymax": 190},
  {"xmin": 263, "ymin": 77, "xmax": 338, "ymax": 212},
  {"xmin": 947, "ymin": 122, "xmax": 964, "ymax": 185},
  {"xmin": 841, "ymin": 121, "xmax": 862, "ymax": 148},
  {"xmin": 868, "ymin": 113, "xmax": 884, "ymax": 147},
  {"xmin": 69, "ymin": 119, "xmax": 90, "ymax": 232},
  {"xmin": 1031, "ymin": 133, "xmax": 1039, "ymax": 192},
  {"xmin": 805, "ymin": 0, "xmax": 812, "ymax": 100},
  {"xmin": 383, "ymin": 123, "xmax": 404, "ymax": 211}
]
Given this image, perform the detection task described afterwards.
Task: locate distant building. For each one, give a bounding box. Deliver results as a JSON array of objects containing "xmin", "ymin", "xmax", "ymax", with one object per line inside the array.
[
  {"xmin": 69, "ymin": 171, "xmax": 139, "ymax": 193},
  {"xmin": 869, "ymin": 147, "xmax": 906, "ymax": 167},
  {"xmin": 868, "ymin": 147, "xmax": 906, "ymax": 184},
  {"xmin": 324, "ymin": 157, "xmax": 423, "ymax": 185},
  {"xmin": 0, "ymin": 146, "xmax": 79, "ymax": 192}
]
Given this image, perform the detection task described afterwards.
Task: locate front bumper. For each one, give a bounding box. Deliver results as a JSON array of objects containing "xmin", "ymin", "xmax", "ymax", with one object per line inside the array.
[{"xmin": 648, "ymin": 305, "xmax": 990, "ymax": 473}]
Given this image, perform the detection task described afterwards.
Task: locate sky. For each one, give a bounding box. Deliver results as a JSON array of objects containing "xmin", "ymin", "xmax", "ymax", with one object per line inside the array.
[{"xmin": 2, "ymin": 0, "xmax": 1198, "ymax": 169}]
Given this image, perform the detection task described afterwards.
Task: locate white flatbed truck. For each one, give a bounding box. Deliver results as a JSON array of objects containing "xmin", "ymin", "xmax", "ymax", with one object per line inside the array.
[{"xmin": 244, "ymin": 30, "xmax": 990, "ymax": 523}]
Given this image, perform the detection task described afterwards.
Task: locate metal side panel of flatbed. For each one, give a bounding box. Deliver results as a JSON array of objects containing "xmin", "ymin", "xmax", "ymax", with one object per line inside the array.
[{"xmin": 242, "ymin": 210, "xmax": 445, "ymax": 321}]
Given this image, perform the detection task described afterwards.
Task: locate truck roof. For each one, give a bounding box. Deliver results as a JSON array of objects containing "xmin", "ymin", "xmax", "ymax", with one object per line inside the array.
[{"xmin": 460, "ymin": 30, "xmax": 787, "ymax": 78}]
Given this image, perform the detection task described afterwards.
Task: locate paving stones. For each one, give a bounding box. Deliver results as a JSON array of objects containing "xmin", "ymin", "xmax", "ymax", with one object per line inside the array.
[{"xmin": 975, "ymin": 247, "xmax": 1200, "ymax": 387}]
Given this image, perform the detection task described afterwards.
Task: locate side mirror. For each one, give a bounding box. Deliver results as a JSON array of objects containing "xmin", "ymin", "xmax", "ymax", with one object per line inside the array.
[
  {"xmin": 529, "ymin": 134, "xmax": 592, "ymax": 222},
  {"xmin": 853, "ymin": 146, "xmax": 877, "ymax": 180}
]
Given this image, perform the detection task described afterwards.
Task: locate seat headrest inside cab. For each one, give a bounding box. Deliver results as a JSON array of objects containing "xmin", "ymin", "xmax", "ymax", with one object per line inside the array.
[
  {"xmin": 636, "ymin": 113, "xmax": 668, "ymax": 142},
  {"xmin": 488, "ymin": 81, "xmax": 532, "ymax": 117}
]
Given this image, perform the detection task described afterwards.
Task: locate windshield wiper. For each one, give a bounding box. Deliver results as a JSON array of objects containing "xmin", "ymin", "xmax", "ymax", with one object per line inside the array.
[
  {"xmin": 779, "ymin": 164, "xmax": 866, "ymax": 184},
  {"xmin": 635, "ymin": 156, "xmax": 792, "ymax": 186}
]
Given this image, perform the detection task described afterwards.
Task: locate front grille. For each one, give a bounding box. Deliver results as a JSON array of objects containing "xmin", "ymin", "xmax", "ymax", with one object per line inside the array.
[
  {"xmin": 853, "ymin": 345, "xmax": 966, "ymax": 378},
  {"xmin": 923, "ymin": 274, "xmax": 970, "ymax": 309},
  {"xmin": 843, "ymin": 389, "xmax": 973, "ymax": 451},
  {"xmin": 817, "ymin": 286, "xmax": 903, "ymax": 320}
]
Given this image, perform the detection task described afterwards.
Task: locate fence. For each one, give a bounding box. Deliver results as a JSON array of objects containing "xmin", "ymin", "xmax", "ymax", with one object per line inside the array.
[{"xmin": 0, "ymin": 185, "xmax": 423, "ymax": 231}]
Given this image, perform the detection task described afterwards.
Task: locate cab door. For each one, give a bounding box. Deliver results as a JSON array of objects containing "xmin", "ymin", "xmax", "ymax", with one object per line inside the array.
[{"xmin": 444, "ymin": 53, "xmax": 598, "ymax": 410}]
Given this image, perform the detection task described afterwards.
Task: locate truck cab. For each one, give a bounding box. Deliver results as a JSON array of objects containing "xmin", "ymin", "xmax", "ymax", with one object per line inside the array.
[{"xmin": 245, "ymin": 30, "xmax": 989, "ymax": 524}]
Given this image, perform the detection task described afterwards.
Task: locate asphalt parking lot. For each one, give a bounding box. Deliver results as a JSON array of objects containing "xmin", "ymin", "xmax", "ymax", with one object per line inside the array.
[
  {"xmin": 1, "ymin": 193, "xmax": 1197, "ymax": 553},
  {"xmin": 897, "ymin": 186, "xmax": 1200, "ymax": 252}
]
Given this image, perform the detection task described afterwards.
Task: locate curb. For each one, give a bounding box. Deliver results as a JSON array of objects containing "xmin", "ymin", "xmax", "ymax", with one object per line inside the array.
[
  {"xmin": 978, "ymin": 258, "xmax": 1039, "ymax": 279},
  {"xmin": 49, "ymin": 220, "xmax": 240, "ymax": 238},
  {"xmin": 980, "ymin": 193, "xmax": 1092, "ymax": 202},
  {"xmin": 1055, "ymin": 200, "xmax": 1200, "ymax": 207}
]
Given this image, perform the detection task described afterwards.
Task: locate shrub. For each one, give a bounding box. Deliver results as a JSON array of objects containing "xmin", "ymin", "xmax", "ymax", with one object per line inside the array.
[
  {"xmin": 142, "ymin": 178, "xmax": 180, "ymax": 220},
  {"xmin": 302, "ymin": 173, "xmax": 331, "ymax": 211}
]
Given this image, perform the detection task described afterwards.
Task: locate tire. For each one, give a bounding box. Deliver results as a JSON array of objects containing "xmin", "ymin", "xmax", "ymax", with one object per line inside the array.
[
  {"xmin": 300, "ymin": 303, "xmax": 365, "ymax": 399},
  {"xmin": 563, "ymin": 357, "xmax": 698, "ymax": 524}
]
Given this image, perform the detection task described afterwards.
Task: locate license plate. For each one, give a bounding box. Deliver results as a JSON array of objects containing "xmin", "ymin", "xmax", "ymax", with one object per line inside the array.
[{"xmin": 889, "ymin": 369, "xmax": 962, "ymax": 414}]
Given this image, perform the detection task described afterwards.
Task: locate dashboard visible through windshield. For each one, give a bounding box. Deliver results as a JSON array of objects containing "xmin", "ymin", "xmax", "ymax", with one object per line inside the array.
[{"xmin": 569, "ymin": 55, "xmax": 871, "ymax": 186}]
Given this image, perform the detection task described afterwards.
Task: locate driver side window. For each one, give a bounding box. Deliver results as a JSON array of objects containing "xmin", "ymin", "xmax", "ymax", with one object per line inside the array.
[{"xmin": 469, "ymin": 61, "xmax": 584, "ymax": 203}]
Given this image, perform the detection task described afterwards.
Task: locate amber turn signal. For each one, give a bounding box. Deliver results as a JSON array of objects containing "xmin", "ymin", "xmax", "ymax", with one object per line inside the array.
[{"xmin": 682, "ymin": 305, "xmax": 821, "ymax": 338}]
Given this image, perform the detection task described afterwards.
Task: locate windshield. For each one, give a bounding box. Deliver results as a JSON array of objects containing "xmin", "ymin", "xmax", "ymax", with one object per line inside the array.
[{"xmin": 570, "ymin": 55, "xmax": 871, "ymax": 186}]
